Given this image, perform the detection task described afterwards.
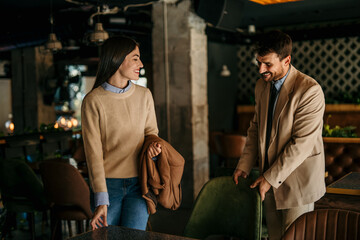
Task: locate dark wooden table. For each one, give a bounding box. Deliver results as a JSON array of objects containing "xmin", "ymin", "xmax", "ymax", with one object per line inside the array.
[
  {"xmin": 68, "ymin": 226, "xmax": 198, "ymax": 240},
  {"xmin": 315, "ymin": 172, "xmax": 360, "ymax": 212},
  {"xmin": 326, "ymin": 172, "xmax": 360, "ymax": 195}
]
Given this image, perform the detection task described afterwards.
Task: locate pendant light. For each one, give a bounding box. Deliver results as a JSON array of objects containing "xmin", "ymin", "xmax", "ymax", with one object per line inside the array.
[
  {"xmin": 89, "ymin": 6, "xmax": 109, "ymax": 45},
  {"xmin": 89, "ymin": 22, "xmax": 109, "ymax": 45},
  {"xmin": 45, "ymin": 0, "xmax": 62, "ymax": 51}
]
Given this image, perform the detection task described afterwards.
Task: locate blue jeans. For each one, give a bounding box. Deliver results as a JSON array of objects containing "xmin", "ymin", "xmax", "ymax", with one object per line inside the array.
[{"xmin": 105, "ymin": 177, "xmax": 149, "ymax": 230}]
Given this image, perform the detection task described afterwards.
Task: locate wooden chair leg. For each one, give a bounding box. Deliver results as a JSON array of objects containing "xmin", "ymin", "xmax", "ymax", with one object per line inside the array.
[
  {"xmin": 67, "ymin": 220, "xmax": 73, "ymax": 237},
  {"xmin": 76, "ymin": 220, "xmax": 84, "ymax": 234},
  {"xmin": 50, "ymin": 210, "xmax": 62, "ymax": 240},
  {"xmin": 86, "ymin": 219, "xmax": 91, "ymax": 231}
]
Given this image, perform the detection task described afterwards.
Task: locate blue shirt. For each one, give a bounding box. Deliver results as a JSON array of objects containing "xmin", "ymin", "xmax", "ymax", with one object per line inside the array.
[
  {"xmin": 270, "ymin": 66, "xmax": 290, "ymax": 117},
  {"xmin": 101, "ymin": 80, "xmax": 132, "ymax": 93}
]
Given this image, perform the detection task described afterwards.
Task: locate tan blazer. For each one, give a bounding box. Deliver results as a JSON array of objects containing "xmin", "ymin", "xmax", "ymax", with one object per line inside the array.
[{"xmin": 236, "ymin": 65, "xmax": 326, "ymax": 209}]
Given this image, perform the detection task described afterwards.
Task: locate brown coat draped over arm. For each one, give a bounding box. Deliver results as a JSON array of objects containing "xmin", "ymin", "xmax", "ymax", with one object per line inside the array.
[{"xmin": 139, "ymin": 135, "xmax": 185, "ymax": 214}]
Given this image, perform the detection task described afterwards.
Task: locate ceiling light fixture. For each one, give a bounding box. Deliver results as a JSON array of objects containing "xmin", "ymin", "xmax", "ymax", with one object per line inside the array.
[
  {"xmin": 248, "ymin": 0, "xmax": 302, "ymax": 5},
  {"xmin": 89, "ymin": 22, "xmax": 109, "ymax": 45},
  {"xmin": 46, "ymin": 33, "xmax": 62, "ymax": 51},
  {"xmin": 220, "ymin": 65, "xmax": 231, "ymax": 77},
  {"xmin": 45, "ymin": 0, "xmax": 62, "ymax": 51},
  {"xmin": 87, "ymin": 6, "xmax": 110, "ymax": 46}
]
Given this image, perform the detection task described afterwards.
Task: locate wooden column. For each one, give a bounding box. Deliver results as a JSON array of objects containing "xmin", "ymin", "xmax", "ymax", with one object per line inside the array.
[{"xmin": 11, "ymin": 47, "xmax": 55, "ymax": 133}]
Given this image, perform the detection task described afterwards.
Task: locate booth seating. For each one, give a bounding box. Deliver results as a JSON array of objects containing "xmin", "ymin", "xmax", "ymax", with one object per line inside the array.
[
  {"xmin": 282, "ymin": 209, "xmax": 360, "ymax": 240},
  {"xmin": 316, "ymin": 138, "xmax": 360, "ymax": 213},
  {"xmin": 323, "ymin": 138, "xmax": 360, "ymax": 185}
]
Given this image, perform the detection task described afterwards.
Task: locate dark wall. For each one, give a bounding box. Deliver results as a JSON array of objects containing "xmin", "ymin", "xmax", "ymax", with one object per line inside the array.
[{"xmin": 207, "ymin": 41, "xmax": 238, "ymax": 132}]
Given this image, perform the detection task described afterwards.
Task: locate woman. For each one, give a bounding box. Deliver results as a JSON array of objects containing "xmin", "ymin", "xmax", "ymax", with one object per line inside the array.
[{"xmin": 81, "ymin": 36, "xmax": 161, "ymax": 230}]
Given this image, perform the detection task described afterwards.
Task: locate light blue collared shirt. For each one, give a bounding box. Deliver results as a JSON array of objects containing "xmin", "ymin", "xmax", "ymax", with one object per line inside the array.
[
  {"xmin": 270, "ymin": 66, "xmax": 290, "ymax": 116},
  {"xmin": 101, "ymin": 80, "xmax": 132, "ymax": 93}
]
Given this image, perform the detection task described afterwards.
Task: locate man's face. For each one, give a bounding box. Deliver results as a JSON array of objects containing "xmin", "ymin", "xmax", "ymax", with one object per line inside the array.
[{"xmin": 256, "ymin": 52, "xmax": 291, "ymax": 82}]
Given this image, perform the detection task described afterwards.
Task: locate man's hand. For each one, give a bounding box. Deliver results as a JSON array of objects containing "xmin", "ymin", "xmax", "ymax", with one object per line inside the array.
[
  {"xmin": 147, "ymin": 142, "xmax": 162, "ymax": 158},
  {"xmin": 250, "ymin": 176, "xmax": 271, "ymax": 201},
  {"xmin": 233, "ymin": 169, "xmax": 248, "ymax": 185},
  {"xmin": 91, "ymin": 205, "xmax": 108, "ymax": 230}
]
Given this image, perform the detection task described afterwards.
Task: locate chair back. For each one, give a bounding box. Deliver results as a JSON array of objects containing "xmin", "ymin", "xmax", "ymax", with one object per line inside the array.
[
  {"xmin": 0, "ymin": 158, "xmax": 48, "ymax": 211},
  {"xmin": 183, "ymin": 175, "xmax": 262, "ymax": 240},
  {"xmin": 215, "ymin": 133, "xmax": 247, "ymax": 168},
  {"xmin": 215, "ymin": 133, "xmax": 247, "ymax": 159},
  {"xmin": 39, "ymin": 160, "xmax": 92, "ymax": 219},
  {"xmin": 282, "ymin": 209, "xmax": 360, "ymax": 240}
]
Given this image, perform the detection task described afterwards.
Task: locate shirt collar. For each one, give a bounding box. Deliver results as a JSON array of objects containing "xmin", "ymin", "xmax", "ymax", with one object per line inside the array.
[
  {"xmin": 273, "ymin": 66, "xmax": 290, "ymax": 91},
  {"xmin": 101, "ymin": 81, "xmax": 132, "ymax": 93}
]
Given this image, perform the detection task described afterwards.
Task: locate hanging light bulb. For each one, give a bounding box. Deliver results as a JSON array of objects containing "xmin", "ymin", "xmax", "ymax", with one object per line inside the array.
[
  {"xmin": 89, "ymin": 23, "xmax": 109, "ymax": 45},
  {"xmin": 46, "ymin": 33, "xmax": 62, "ymax": 51},
  {"xmin": 220, "ymin": 65, "xmax": 231, "ymax": 77},
  {"xmin": 45, "ymin": 0, "xmax": 62, "ymax": 52}
]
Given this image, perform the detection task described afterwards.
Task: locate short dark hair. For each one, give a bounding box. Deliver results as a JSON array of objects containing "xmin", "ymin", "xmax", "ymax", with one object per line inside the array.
[
  {"xmin": 92, "ymin": 36, "xmax": 139, "ymax": 90},
  {"xmin": 254, "ymin": 30, "xmax": 292, "ymax": 60}
]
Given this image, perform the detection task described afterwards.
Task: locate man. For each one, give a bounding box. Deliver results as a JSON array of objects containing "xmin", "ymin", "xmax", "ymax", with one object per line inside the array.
[{"xmin": 233, "ymin": 30, "xmax": 326, "ymax": 240}]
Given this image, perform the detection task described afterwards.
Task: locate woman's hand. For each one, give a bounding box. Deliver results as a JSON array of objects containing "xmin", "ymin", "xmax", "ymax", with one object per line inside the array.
[
  {"xmin": 91, "ymin": 205, "xmax": 108, "ymax": 230},
  {"xmin": 147, "ymin": 142, "xmax": 162, "ymax": 158}
]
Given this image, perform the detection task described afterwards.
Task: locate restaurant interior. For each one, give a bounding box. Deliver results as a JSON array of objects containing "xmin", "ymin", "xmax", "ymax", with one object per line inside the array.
[{"xmin": 0, "ymin": 0, "xmax": 360, "ymax": 239}]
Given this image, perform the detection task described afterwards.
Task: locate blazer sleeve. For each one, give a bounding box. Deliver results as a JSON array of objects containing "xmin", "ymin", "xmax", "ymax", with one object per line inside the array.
[{"xmin": 263, "ymin": 84, "xmax": 325, "ymax": 188}]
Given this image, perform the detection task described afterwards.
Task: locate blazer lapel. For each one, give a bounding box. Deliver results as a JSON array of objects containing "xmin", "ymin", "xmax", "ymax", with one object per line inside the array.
[
  {"xmin": 269, "ymin": 66, "xmax": 296, "ymax": 146},
  {"xmin": 259, "ymin": 81, "xmax": 270, "ymax": 165}
]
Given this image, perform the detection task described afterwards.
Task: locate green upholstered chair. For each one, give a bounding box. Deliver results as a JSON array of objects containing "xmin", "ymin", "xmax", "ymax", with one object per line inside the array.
[
  {"xmin": 183, "ymin": 173, "xmax": 263, "ymax": 240},
  {"xmin": 0, "ymin": 158, "xmax": 48, "ymax": 240}
]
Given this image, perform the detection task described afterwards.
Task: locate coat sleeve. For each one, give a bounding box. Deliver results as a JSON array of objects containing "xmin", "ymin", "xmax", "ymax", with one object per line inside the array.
[
  {"xmin": 263, "ymin": 84, "xmax": 325, "ymax": 188},
  {"xmin": 81, "ymin": 94, "xmax": 107, "ymax": 193}
]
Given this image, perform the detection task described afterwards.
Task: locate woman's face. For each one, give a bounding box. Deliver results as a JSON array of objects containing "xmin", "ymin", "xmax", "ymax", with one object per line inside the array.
[{"xmin": 118, "ymin": 46, "xmax": 143, "ymax": 81}]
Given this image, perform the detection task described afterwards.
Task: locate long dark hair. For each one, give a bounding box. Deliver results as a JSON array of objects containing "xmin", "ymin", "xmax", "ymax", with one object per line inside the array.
[{"xmin": 92, "ymin": 36, "xmax": 139, "ymax": 90}]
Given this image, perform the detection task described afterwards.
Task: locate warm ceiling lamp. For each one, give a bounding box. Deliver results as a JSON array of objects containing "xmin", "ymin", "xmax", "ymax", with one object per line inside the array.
[
  {"xmin": 249, "ymin": 0, "xmax": 302, "ymax": 5},
  {"xmin": 45, "ymin": 0, "xmax": 62, "ymax": 51},
  {"xmin": 89, "ymin": 23, "xmax": 109, "ymax": 45},
  {"xmin": 46, "ymin": 33, "xmax": 62, "ymax": 51}
]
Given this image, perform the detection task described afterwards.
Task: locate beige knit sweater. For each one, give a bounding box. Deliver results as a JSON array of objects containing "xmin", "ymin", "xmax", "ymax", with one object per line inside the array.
[{"xmin": 81, "ymin": 84, "xmax": 158, "ymax": 194}]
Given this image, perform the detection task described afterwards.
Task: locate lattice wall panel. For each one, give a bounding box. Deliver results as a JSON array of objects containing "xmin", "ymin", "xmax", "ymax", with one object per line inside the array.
[{"xmin": 237, "ymin": 37, "xmax": 360, "ymax": 104}]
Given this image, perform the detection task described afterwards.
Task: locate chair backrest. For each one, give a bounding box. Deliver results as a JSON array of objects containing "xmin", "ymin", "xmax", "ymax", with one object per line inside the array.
[
  {"xmin": 183, "ymin": 176, "xmax": 262, "ymax": 240},
  {"xmin": 215, "ymin": 133, "xmax": 247, "ymax": 158},
  {"xmin": 39, "ymin": 160, "xmax": 92, "ymax": 218},
  {"xmin": 0, "ymin": 158, "xmax": 48, "ymax": 211},
  {"xmin": 282, "ymin": 209, "xmax": 360, "ymax": 240}
]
